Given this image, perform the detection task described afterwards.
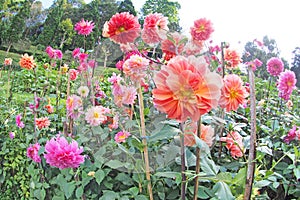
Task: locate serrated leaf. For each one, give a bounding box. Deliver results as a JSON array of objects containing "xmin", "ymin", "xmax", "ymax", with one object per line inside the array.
[
  {"xmin": 154, "ymin": 172, "xmax": 181, "ymax": 179},
  {"xmin": 255, "ymin": 180, "xmax": 272, "ymax": 188},
  {"xmin": 99, "ymin": 190, "xmax": 119, "ymax": 200},
  {"xmin": 216, "ymin": 172, "xmax": 233, "ymax": 183},
  {"xmin": 293, "ymin": 167, "xmax": 300, "ymax": 180},
  {"xmin": 232, "ymin": 167, "xmax": 246, "ymax": 186},
  {"xmin": 213, "ymin": 181, "xmax": 235, "ymax": 200},
  {"xmin": 95, "ymin": 169, "xmax": 105, "ymax": 185}
]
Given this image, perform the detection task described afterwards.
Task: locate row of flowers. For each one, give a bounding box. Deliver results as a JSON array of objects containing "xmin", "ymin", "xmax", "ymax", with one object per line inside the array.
[{"xmin": 2, "ymin": 10, "xmax": 299, "ymax": 199}]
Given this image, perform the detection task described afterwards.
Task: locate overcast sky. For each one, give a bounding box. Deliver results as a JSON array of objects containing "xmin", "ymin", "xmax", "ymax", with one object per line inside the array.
[{"xmin": 40, "ymin": 0, "xmax": 300, "ymax": 63}]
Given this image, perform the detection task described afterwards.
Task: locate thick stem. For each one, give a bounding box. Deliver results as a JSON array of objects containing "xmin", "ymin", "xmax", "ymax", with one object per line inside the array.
[
  {"xmin": 137, "ymin": 87, "xmax": 153, "ymax": 200},
  {"xmin": 180, "ymin": 123, "xmax": 186, "ymax": 200},
  {"xmin": 244, "ymin": 67, "xmax": 257, "ymax": 200},
  {"xmin": 193, "ymin": 117, "xmax": 201, "ymax": 200}
]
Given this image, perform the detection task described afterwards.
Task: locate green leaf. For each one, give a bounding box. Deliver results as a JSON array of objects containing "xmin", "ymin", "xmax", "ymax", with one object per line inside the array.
[
  {"xmin": 255, "ymin": 180, "xmax": 272, "ymax": 188},
  {"xmin": 232, "ymin": 167, "xmax": 246, "ymax": 186},
  {"xmin": 105, "ymin": 160, "xmax": 125, "ymax": 169},
  {"xmin": 201, "ymin": 156, "xmax": 219, "ymax": 176},
  {"xmin": 216, "ymin": 172, "xmax": 233, "ymax": 183},
  {"xmin": 75, "ymin": 186, "xmax": 83, "ymax": 199},
  {"xmin": 134, "ymin": 195, "xmax": 149, "ymax": 200},
  {"xmin": 95, "ymin": 169, "xmax": 105, "ymax": 185},
  {"xmin": 293, "ymin": 167, "xmax": 300, "ymax": 180},
  {"xmin": 148, "ymin": 125, "xmax": 180, "ymax": 142},
  {"xmin": 154, "ymin": 172, "xmax": 181, "ymax": 179},
  {"xmin": 213, "ymin": 181, "xmax": 235, "ymax": 200},
  {"xmin": 99, "ymin": 190, "xmax": 119, "ymax": 200}
]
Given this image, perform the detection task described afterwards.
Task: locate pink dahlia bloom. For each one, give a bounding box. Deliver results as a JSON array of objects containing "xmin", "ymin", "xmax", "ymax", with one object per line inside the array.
[
  {"xmin": 69, "ymin": 69, "xmax": 79, "ymax": 81},
  {"xmin": 114, "ymin": 130, "xmax": 131, "ymax": 143},
  {"xmin": 141, "ymin": 13, "xmax": 169, "ymax": 45},
  {"xmin": 74, "ymin": 18, "xmax": 95, "ymax": 36},
  {"xmin": 66, "ymin": 95, "xmax": 83, "ymax": 119},
  {"xmin": 220, "ymin": 131, "xmax": 244, "ymax": 159},
  {"xmin": 283, "ymin": 126, "xmax": 298, "ymax": 144},
  {"xmin": 9, "ymin": 132, "xmax": 15, "ymax": 139},
  {"xmin": 16, "ymin": 114, "xmax": 25, "ymax": 128},
  {"xmin": 152, "ymin": 55, "xmax": 223, "ymax": 122},
  {"xmin": 45, "ymin": 46, "xmax": 63, "ymax": 59},
  {"xmin": 267, "ymin": 57, "xmax": 284, "ymax": 76},
  {"xmin": 219, "ymin": 74, "xmax": 249, "ymax": 112},
  {"xmin": 190, "ymin": 18, "xmax": 214, "ymax": 44},
  {"xmin": 224, "ymin": 49, "xmax": 242, "ymax": 69},
  {"xmin": 184, "ymin": 122, "xmax": 215, "ymax": 147},
  {"xmin": 103, "ymin": 12, "xmax": 141, "ymax": 44},
  {"xmin": 277, "ymin": 70, "xmax": 297, "ymax": 100},
  {"xmin": 161, "ymin": 32, "xmax": 186, "ymax": 55},
  {"xmin": 36, "ymin": 117, "xmax": 51, "ymax": 129},
  {"xmin": 72, "ymin": 48, "xmax": 81, "ymax": 58},
  {"xmin": 85, "ymin": 106, "xmax": 110, "ymax": 126},
  {"xmin": 44, "ymin": 136, "xmax": 85, "ymax": 169},
  {"xmin": 123, "ymin": 54, "xmax": 149, "ymax": 81},
  {"xmin": 27, "ymin": 143, "xmax": 41, "ymax": 163}
]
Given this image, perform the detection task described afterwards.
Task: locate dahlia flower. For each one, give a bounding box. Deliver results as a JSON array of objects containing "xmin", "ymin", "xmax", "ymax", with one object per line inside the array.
[
  {"xmin": 36, "ymin": 117, "xmax": 51, "ymax": 129},
  {"xmin": 277, "ymin": 70, "xmax": 297, "ymax": 100},
  {"xmin": 44, "ymin": 135, "xmax": 85, "ymax": 169},
  {"xmin": 74, "ymin": 18, "xmax": 95, "ymax": 36},
  {"xmin": 103, "ymin": 12, "xmax": 141, "ymax": 44},
  {"xmin": 141, "ymin": 13, "xmax": 169, "ymax": 45},
  {"xmin": 161, "ymin": 32, "xmax": 186, "ymax": 55},
  {"xmin": 66, "ymin": 95, "xmax": 83, "ymax": 119},
  {"xmin": 27, "ymin": 143, "xmax": 41, "ymax": 163},
  {"xmin": 123, "ymin": 55, "xmax": 149, "ymax": 81},
  {"xmin": 19, "ymin": 54, "xmax": 36, "ymax": 70},
  {"xmin": 77, "ymin": 86, "xmax": 90, "ymax": 98},
  {"xmin": 114, "ymin": 131, "xmax": 131, "ymax": 143},
  {"xmin": 85, "ymin": 106, "xmax": 110, "ymax": 126},
  {"xmin": 184, "ymin": 122, "xmax": 215, "ymax": 147},
  {"xmin": 152, "ymin": 55, "xmax": 223, "ymax": 122},
  {"xmin": 220, "ymin": 131, "xmax": 244, "ymax": 159},
  {"xmin": 267, "ymin": 57, "xmax": 284, "ymax": 76},
  {"xmin": 46, "ymin": 46, "xmax": 63, "ymax": 59},
  {"xmin": 4, "ymin": 58, "xmax": 12, "ymax": 66},
  {"xmin": 16, "ymin": 114, "xmax": 25, "ymax": 128},
  {"xmin": 190, "ymin": 18, "xmax": 214, "ymax": 44},
  {"xmin": 219, "ymin": 74, "xmax": 249, "ymax": 112},
  {"xmin": 69, "ymin": 69, "xmax": 79, "ymax": 81},
  {"xmin": 224, "ymin": 49, "xmax": 242, "ymax": 69}
]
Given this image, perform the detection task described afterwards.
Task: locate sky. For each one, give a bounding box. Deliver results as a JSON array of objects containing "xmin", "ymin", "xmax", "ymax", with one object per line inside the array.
[{"xmin": 41, "ymin": 0, "xmax": 300, "ymax": 63}]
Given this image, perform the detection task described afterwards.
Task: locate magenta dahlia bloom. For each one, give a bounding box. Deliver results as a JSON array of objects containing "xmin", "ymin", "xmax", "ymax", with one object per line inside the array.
[
  {"xmin": 283, "ymin": 126, "xmax": 299, "ymax": 144},
  {"xmin": 75, "ymin": 18, "xmax": 95, "ymax": 36},
  {"xmin": 267, "ymin": 57, "xmax": 284, "ymax": 76},
  {"xmin": 44, "ymin": 136, "xmax": 85, "ymax": 169},
  {"xmin": 27, "ymin": 143, "xmax": 41, "ymax": 163},
  {"xmin": 277, "ymin": 70, "xmax": 297, "ymax": 100},
  {"xmin": 16, "ymin": 114, "xmax": 25, "ymax": 128}
]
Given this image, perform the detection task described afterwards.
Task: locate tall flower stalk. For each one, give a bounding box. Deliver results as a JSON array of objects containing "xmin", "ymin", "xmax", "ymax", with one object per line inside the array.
[
  {"xmin": 193, "ymin": 117, "xmax": 201, "ymax": 200},
  {"xmin": 180, "ymin": 123, "xmax": 187, "ymax": 200},
  {"xmin": 244, "ymin": 67, "xmax": 257, "ymax": 200},
  {"xmin": 137, "ymin": 86, "xmax": 153, "ymax": 200}
]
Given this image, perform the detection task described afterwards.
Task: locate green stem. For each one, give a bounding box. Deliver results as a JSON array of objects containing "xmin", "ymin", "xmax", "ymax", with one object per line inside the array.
[{"xmin": 137, "ymin": 87, "xmax": 153, "ymax": 200}]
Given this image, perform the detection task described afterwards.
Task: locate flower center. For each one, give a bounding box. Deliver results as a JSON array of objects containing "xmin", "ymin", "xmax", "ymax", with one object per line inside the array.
[
  {"xmin": 229, "ymin": 89, "xmax": 237, "ymax": 99},
  {"xmin": 175, "ymin": 87, "xmax": 195, "ymax": 103},
  {"xmin": 118, "ymin": 26, "xmax": 126, "ymax": 33},
  {"xmin": 94, "ymin": 112, "xmax": 99, "ymax": 118}
]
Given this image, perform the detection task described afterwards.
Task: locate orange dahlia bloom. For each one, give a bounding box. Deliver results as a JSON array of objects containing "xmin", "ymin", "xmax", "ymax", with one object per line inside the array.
[
  {"xmin": 19, "ymin": 54, "xmax": 36, "ymax": 70},
  {"xmin": 36, "ymin": 117, "xmax": 51, "ymax": 129},
  {"xmin": 184, "ymin": 122, "xmax": 215, "ymax": 147},
  {"xmin": 219, "ymin": 74, "xmax": 249, "ymax": 112},
  {"xmin": 103, "ymin": 12, "xmax": 141, "ymax": 44},
  {"xmin": 224, "ymin": 49, "xmax": 242, "ymax": 69},
  {"xmin": 152, "ymin": 56, "xmax": 223, "ymax": 122}
]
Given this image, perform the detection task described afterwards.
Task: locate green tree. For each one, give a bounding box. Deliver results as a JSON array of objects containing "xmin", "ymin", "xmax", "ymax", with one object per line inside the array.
[
  {"xmin": 141, "ymin": 0, "xmax": 181, "ymax": 32},
  {"xmin": 58, "ymin": 18, "xmax": 75, "ymax": 49},
  {"xmin": 1, "ymin": 0, "xmax": 33, "ymax": 53},
  {"xmin": 291, "ymin": 47, "xmax": 300, "ymax": 88},
  {"xmin": 117, "ymin": 0, "xmax": 137, "ymax": 16},
  {"xmin": 242, "ymin": 36, "xmax": 288, "ymax": 79},
  {"xmin": 37, "ymin": 0, "xmax": 65, "ymax": 48}
]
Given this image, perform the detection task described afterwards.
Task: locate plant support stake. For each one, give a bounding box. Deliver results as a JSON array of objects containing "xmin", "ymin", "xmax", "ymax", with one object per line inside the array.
[{"xmin": 244, "ymin": 67, "xmax": 257, "ymax": 200}]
